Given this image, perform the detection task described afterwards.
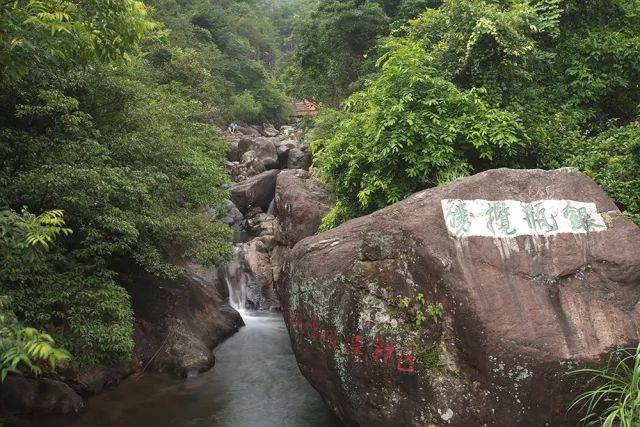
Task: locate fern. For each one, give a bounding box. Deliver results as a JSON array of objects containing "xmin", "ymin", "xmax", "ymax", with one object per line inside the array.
[{"xmin": 0, "ymin": 326, "xmax": 70, "ymax": 381}]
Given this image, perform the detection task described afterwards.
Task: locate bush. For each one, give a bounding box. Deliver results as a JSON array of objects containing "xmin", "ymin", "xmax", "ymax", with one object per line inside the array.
[
  {"xmin": 311, "ymin": 0, "xmax": 640, "ymax": 227},
  {"xmin": 0, "ymin": 210, "xmax": 71, "ymax": 378},
  {"xmin": 315, "ymin": 41, "xmax": 526, "ymax": 222},
  {"xmin": 231, "ymin": 91, "xmax": 264, "ymax": 124},
  {"xmin": 568, "ymin": 123, "xmax": 640, "ymax": 224}
]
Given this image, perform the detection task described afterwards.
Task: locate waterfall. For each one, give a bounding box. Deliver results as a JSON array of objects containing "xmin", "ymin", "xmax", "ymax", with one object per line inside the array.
[
  {"xmin": 266, "ymin": 198, "xmax": 276, "ymax": 215},
  {"xmin": 225, "ymin": 246, "xmax": 248, "ymax": 310}
]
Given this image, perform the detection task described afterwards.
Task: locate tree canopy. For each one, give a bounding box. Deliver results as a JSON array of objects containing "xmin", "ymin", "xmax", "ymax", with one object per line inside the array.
[
  {"xmin": 0, "ymin": 0, "xmax": 291, "ymax": 367},
  {"xmin": 305, "ymin": 0, "xmax": 640, "ymax": 228}
]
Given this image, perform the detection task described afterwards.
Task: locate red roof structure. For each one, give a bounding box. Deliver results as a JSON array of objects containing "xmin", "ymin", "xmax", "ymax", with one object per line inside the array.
[{"xmin": 294, "ymin": 100, "xmax": 319, "ymax": 117}]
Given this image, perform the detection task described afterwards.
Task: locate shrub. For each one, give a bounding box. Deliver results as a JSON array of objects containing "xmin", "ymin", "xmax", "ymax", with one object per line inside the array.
[{"xmin": 570, "ymin": 343, "xmax": 640, "ymax": 426}]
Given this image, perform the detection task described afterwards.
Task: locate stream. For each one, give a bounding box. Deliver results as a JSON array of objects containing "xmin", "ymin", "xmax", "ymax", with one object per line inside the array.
[{"xmin": 18, "ymin": 311, "xmax": 340, "ymax": 427}]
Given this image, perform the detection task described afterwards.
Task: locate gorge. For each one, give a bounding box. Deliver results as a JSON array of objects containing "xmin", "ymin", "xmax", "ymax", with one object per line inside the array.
[{"xmin": 2, "ymin": 1, "xmax": 640, "ymax": 426}]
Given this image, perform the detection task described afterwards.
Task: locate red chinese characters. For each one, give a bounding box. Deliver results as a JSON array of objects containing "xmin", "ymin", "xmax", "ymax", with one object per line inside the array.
[{"xmin": 288, "ymin": 312, "xmax": 415, "ymax": 374}]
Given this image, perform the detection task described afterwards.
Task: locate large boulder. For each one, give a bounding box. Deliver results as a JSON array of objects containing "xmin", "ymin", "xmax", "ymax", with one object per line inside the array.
[
  {"xmin": 230, "ymin": 169, "xmax": 280, "ymax": 213},
  {"xmin": 0, "ymin": 376, "xmax": 84, "ymax": 415},
  {"xmin": 126, "ymin": 262, "xmax": 243, "ymax": 376},
  {"xmin": 66, "ymin": 362, "xmax": 133, "ymax": 398},
  {"xmin": 238, "ymin": 150, "xmax": 267, "ymax": 178},
  {"xmin": 227, "ymin": 139, "xmax": 240, "ymax": 162},
  {"xmin": 242, "ymin": 239, "xmax": 278, "ymax": 310},
  {"xmin": 238, "ymin": 137, "xmax": 278, "ymax": 170},
  {"xmin": 218, "ymin": 199, "xmax": 243, "ymax": 227},
  {"xmin": 275, "ymin": 139, "xmax": 297, "ymax": 168},
  {"xmin": 236, "ymin": 125, "xmax": 261, "ymax": 137},
  {"xmin": 286, "ymin": 147, "xmax": 312, "ymax": 170},
  {"xmin": 279, "ymin": 168, "xmax": 640, "ymax": 426},
  {"xmin": 274, "ymin": 169, "xmax": 334, "ymax": 247},
  {"xmin": 260, "ymin": 123, "xmax": 280, "ymax": 137}
]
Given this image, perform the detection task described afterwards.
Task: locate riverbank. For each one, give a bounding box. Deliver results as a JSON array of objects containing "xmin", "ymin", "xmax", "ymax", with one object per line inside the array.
[{"xmin": 6, "ymin": 311, "xmax": 340, "ymax": 427}]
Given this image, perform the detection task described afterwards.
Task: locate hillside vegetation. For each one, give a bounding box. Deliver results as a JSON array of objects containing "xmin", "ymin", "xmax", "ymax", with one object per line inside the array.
[
  {"xmin": 0, "ymin": 0, "xmax": 289, "ymax": 370},
  {"xmin": 288, "ymin": 0, "xmax": 640, "ymax": 228}
]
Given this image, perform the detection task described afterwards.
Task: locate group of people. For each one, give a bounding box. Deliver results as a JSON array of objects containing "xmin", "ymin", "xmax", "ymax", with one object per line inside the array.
[{"xmin": 228, "ymin": 122, "xmax": 239, "ymax": 133}]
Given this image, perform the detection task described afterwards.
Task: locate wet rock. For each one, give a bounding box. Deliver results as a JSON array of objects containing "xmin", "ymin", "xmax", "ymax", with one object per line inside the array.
[
  {"xmin": 238, "ymin": 137, "xmax": 278, "ymax": 170},
  {"xmin": 66, "ymin": 363, "xmax": 133, "ymax": 397},
  {"xmin": 227, "ymin": 139, "xmax": 240, "ymax": 162},
  {"xmin": 219, "ymin": 199, "xmax": 243, "ymax": 227},
  {"xmin": 242, "ymin": 240, "xmax": 276, "ymax": 309},
  {"xmin": 279, "ymin": 168, "xmax": 640, "ymax": 426},
  {"xmin": 275, "ymin": 139, "xmax": 297, "ymax": 168},
  {"xmin": 230, "ymin": 169, "xmax": 280, "ymax": 213},
  {"xmin": 0, "ymin": 376, "xmax": 84, "ymax": 414},
  {"xmin": 286, "ymin": 147, "xmax": 312, "ymax": 170},
  {"xmin": 126, "ymin": 261, "xmax": 244, "ymax": 377},
  {"xmin": 270, "ymin": 245, "xmax": 290, "ymax": 285},
  {"xmin": 274, "ymin": 169, "xmax": 333, "ymax": 247},
  {"xmin": 247, "ymin": 212, "xmax": 275, "ymax": 238}
]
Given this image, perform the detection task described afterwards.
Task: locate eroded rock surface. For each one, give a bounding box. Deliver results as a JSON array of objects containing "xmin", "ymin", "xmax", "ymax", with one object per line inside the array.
[
  {"xmin": 238, "ymin": 137, "xmax": 278, "ymax": 170},
  {"xmin": 279, "ymin": 168, "xmax": 640, "ymax": 426},
  {"xmin": 286, "ymin": 147, "xmax": 311, "ymax": 170},
  {"xmin": 0, "ymin": 377, "xmax": 84, "ymax": 415},
  {"xmin": 230, "ymin": 169, "xmax": 280, "ymax": 213},
  {"xmin": 274, "ymin": 169, "xmax": 334, "ymax": 247},
  {"xmin": 127, "ymin": 262, "xmax": 243, "ymax": 376}
]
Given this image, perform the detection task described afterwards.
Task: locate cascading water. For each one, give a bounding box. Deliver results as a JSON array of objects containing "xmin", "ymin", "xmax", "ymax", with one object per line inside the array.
[
  {"xmin": 266, "ymin": 197, "xmax": 277, "ymax": 215},
  {"xmin": 225, "ymin": 246, "xmax": 248, "ymax": 310}
]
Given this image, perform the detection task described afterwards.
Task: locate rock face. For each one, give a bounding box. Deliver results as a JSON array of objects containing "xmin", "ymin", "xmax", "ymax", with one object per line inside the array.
[
  {"xmin": 260, "ymin": 123, "xmax": 280, "ymax": 137},
  {"xmin": 286, "ymin": 147, "xmax": 311, "ymax": 170},
  {"xmin": 127, "ymin": 262, "xmax": 244, "ymax": 376},
  {"xmin": 279, "ymin": 168, "xmax": 640, "ymax": 426},
  {"xmin": 0, "ymin": 376, "xmax": 84, "ymax": 414},
  {"xmin": 274, "ymin": 169, "xmax": 334, "ymax": 247},
  {"xmin": 230, "ymin": 169, "xmax": 280, "ymax": 213},
  {"xmin": 238, "ymin": 137, "xmax": 278, "ymax": 170}
]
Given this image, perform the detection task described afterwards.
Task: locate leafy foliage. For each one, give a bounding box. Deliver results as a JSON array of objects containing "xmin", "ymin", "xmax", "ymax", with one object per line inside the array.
[
  {"xmin": 0, "ymin": 0, "xmax": 156, "ymax": 80},
  {"xmin": 0, "ymin": 211, "xmax": 71, "ymax": 380},
  {"xmin": 286, "ymin": 0, "xmax": 389, "ymax": 104},
  {"xmin": 315, "ymin": 40, "xmax": 525, "ymax": 222},
  {"xmin": 570, "ymin": 344, "xmax": 640, "ymax": 426},
  {"xmin": 0, "ymin": 0, "xmax": 293, "ymax": 367},
  {"xmin": 285, "ymin": 0, "xmax": 441, "ymax": 104},
  {"xmin": 310, "ymin": 0, "xmax": 640, "ymax": 227},
  {"xmin": 147, "ymin": 0, "xmax": 291, "ymax": 124}
]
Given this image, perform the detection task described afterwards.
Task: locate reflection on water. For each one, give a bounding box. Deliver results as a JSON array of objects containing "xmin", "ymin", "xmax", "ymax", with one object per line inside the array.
[{"xmin": 20, "ymin": 312, "xmax": 341, "ymax": 427}]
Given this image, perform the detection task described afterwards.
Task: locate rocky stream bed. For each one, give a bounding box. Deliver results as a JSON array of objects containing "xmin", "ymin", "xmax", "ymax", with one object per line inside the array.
[{"xmin": 2, "ymin": 122, "xmax": 639, "ymax": 427}]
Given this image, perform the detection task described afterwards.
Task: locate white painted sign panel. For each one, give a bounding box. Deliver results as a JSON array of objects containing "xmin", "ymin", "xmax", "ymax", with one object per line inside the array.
[{"xmin": 441, "ymin": 199, "xmax": 607, "ymax": 238}]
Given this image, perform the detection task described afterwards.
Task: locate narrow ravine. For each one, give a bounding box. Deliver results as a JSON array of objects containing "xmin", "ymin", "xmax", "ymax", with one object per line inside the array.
[
  {"xmin": 2, "ymin": 124, "xmax": 342, "ymax": 427},
  {"xmin": 29, "ymin": 311, "xmax": 339, "ymax": 427}
]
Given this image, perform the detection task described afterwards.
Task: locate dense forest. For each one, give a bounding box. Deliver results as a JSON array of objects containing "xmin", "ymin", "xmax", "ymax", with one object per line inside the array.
[
  {"xmin": 1, "ymin": 0, "xmax": 640, "ymax": 425},
  {"xmin": 288, "ymin": 0, "xmax": 640, "ymax": 229},
  {"xmin": 0, "ymin": 0, "xmax": 290, "ymax": 374}
]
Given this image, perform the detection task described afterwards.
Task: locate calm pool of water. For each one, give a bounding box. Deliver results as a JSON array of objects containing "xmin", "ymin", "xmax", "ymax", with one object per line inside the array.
[{"xmin": 13, "ymin": 311, "xmax": 341, "ymax": 427}]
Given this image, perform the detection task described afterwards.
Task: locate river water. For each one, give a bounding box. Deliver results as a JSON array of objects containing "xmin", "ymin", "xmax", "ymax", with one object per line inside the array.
[{"xmin": 20, "ymin": 311, "xmax": 340, "ymax": 427}]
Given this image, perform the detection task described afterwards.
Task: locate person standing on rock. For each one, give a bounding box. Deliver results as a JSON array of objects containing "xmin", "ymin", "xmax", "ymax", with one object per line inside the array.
[{"xmin": 228, "ymin": 122, "xmax": 238, "ymax": 133}]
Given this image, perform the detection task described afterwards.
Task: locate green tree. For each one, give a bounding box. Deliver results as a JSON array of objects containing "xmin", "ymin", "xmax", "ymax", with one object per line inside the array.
[
  {"xmin": 0, "ymin": 209, "xmax": 71, "ymax": 380},
  {"xmin": 289, "ymin": 0, "xmax": 389, "ymax": 104},
  {"xmin": 312, "ymin": 0, "xmax": 640, "ymax": 227},
  {"xmin": 286, "ymin": 0, "xmax": 441, "ymax": 104},
  {"xmin": 0, "ymin": 0, "xmax": 155, "ymax": 80}
]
